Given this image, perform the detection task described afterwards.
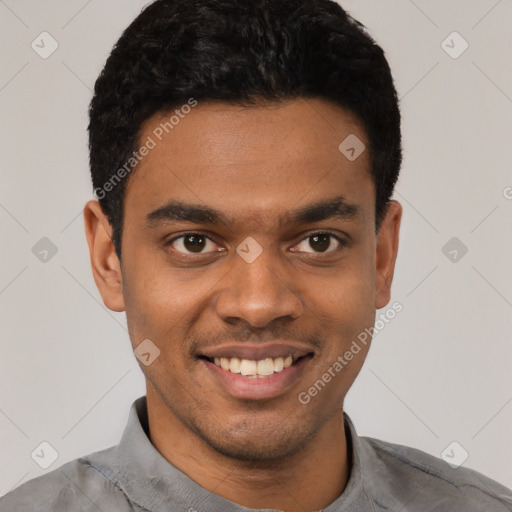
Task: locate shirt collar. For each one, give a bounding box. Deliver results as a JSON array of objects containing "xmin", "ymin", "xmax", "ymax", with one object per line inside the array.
[{"xmin": 94, "ymin": 395, "xmax": 377, "ymax": 511}]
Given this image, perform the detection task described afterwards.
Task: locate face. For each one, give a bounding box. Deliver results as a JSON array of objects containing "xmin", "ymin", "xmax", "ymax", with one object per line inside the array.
[{"xmin": 85, "ymin": 98, "xmax": 401, "ymax": 462}]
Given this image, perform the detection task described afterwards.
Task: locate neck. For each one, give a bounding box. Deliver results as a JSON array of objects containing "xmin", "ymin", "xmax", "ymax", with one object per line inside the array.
[{"xmin": 146, "ymin": 387, "xmax": 350, "ymax": 511}]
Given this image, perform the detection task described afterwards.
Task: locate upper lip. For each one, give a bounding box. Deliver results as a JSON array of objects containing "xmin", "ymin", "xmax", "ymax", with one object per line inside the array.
[{"xmin": 197, "ymin": 342, "xmax": 315, "ymax": 361}]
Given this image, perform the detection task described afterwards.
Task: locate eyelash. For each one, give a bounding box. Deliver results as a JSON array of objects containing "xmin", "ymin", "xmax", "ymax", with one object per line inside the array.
[{"xmin": 165, "ymin": 231, "xmax": 346, "ymax": 256}]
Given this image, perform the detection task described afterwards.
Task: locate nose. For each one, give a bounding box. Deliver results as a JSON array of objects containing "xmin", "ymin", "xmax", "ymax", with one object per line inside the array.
[{"xmin": 213, "ymin": 247, "xmax": 304, "ymax": 328}]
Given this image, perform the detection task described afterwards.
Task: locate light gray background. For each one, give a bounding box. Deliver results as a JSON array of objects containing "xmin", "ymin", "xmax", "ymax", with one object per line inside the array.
[{"xmin": 1, "ymin": 0, "xmax": 511, "ymax": 496}]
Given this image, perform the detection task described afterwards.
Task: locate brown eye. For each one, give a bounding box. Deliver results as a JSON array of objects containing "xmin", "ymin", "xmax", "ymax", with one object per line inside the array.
[
  {"xmin": 309, "ymin": 233, "xmax": 331, "ymax": 252},
  {"xmin": 170, "ymin": 233, "xmax": 219, "ymax": 254},
  {"xmin": 184, "ymin": 234, "xmax": 206, "ymax": 252},
  {"xmin": 294, "ymin": 232, "xmax": 342, "ymax": 254}
]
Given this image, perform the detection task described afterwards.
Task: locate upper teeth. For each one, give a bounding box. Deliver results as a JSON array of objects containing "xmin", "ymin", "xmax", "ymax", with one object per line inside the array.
[{"xmin": 213, "ymin": 356, "xmax": 294, "ymax": 376}]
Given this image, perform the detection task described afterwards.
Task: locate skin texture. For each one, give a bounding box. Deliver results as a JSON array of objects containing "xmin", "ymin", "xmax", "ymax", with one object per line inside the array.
[{"xmin": 84, "ymin": 98, "xmax": 402, "ymax": 511}]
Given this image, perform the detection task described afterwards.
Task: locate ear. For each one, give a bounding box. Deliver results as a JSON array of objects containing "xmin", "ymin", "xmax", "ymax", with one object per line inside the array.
[
  {"xmin": 83, "ymin": 200, "xmax": 125, "ymax": 312},
  {"xmin": 375, "ymin": 200, "xmax": 402, "ymax": 309}
]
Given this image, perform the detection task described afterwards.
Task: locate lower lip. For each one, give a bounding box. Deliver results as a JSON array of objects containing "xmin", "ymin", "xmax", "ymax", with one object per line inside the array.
[{"xmin": 201, "ymin": 356, "xmax": 313, "ymax": 400}]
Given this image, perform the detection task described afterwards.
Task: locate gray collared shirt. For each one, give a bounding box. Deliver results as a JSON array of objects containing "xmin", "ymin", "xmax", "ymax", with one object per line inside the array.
[{"xmin": 1, "ymin": 395, "xmax": 511, "ymax": 511}]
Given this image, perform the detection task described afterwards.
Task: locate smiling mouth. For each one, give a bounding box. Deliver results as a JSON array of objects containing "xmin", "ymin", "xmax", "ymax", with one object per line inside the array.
[{"xmin": 200, "ymin": 354, "xmax": 314, "ymax": 378}]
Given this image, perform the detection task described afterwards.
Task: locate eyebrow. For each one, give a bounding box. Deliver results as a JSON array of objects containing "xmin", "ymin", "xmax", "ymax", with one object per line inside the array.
[{"xmin": 145, "ymin": 195, "xmax": 361, "ymax": 228}]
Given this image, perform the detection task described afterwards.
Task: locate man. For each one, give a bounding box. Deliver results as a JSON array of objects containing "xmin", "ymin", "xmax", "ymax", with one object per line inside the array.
[{"xmin": 1, "ymin": 0, "xmax": 511, "ymax": 510}]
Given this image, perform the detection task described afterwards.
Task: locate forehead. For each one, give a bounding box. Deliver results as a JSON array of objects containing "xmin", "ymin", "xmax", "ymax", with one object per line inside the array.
[{"xmin": 123, "ymin": 98, "xmax": 374, "ymax": 228}]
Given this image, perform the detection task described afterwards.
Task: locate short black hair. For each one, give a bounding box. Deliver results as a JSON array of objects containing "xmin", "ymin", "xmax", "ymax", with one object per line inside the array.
[{"xmin": 88, "ymin": 0, "xmax": 402, "ymax": 259}]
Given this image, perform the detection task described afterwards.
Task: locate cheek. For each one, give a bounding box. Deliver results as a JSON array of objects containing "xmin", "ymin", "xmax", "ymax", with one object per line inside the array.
[
  {"xmin": 121, "ymin": 251, "xmax": 219, "ymax": 348},
  {"xmin": 306, "ymin": 252, "xmax": 376, "ymax": 329},
  {"xmin": 343, "ymin": 244, "xmax": 376, "ymax": 319},
  {"xmin": 300, "ymin": 254, "xmax": 376, "ymax": 396},
  {"xmin": 121, "ymin": 252, "xmax": 180, "ymax": 343}
]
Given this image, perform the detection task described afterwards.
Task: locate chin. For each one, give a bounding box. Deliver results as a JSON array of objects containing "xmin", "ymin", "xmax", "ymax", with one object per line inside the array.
[{"xmin": 195, "ymin": 416, "xmax": 319, "ymax": 463}]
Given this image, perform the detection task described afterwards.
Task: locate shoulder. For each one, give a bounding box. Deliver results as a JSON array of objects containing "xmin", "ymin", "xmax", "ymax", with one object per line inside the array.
[
  {"xmin": 360, "ymin": 436, "xmax": 512, "ymax": 511},
  {"xmin": 0, "ymin": 448, "xmax": 132, "ymax": 512}
]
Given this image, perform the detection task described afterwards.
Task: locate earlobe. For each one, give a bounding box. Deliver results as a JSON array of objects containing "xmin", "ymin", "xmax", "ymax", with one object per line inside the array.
[
  {"xmin": 375, "ymin": 200, "xmax": 402, "ymax": 309},
  {"xmin": 83, "ymin": 200, "xmax": 125, "ymax": 312}
]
